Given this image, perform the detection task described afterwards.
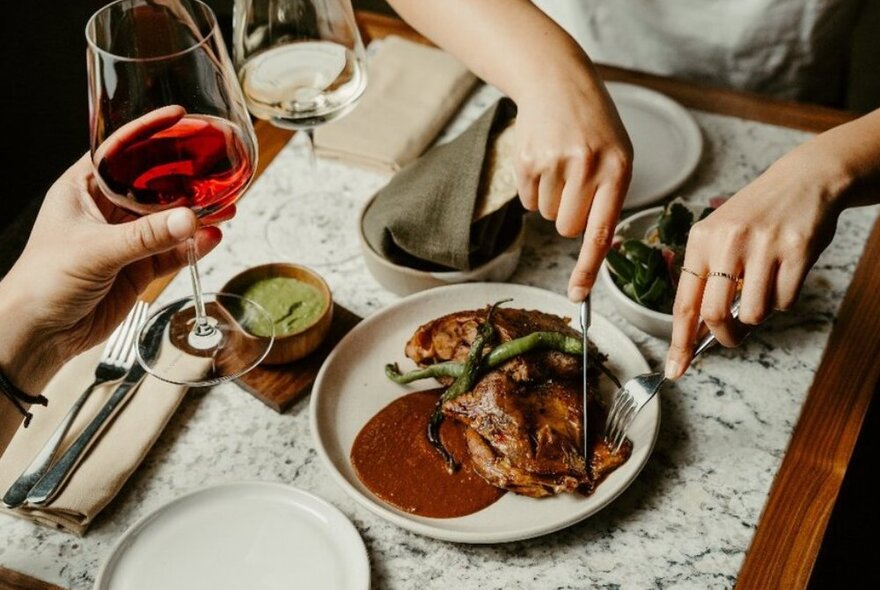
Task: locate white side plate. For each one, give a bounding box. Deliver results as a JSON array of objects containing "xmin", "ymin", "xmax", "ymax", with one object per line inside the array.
[
  {"xmin": 310, "ymin": 283, "xmax": 659, "ymax": 543},
  {"xmin": 95, "ymin": 482, "xmax": 370, "ymax": 590},
  {"xmin": 608, "ymin": 82, "xmax": 703, "ymax": 209}
]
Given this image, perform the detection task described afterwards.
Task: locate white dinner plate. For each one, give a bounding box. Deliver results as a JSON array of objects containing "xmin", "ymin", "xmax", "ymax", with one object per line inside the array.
[
  {"xmin": 607, "ymin": 82, "xmax": 703, "ymax": 209},
  {"xmin": 94, "ymin": 482, "xmax": 370, "ymax": 590},
  {"xmin": 310, "ymin": 283, "xmax": 659, "ymax": 543}
]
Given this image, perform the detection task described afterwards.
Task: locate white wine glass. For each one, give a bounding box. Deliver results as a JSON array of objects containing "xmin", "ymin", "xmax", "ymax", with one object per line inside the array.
[{"xmin": 233, "ymin": 0, "xmax": 368, "ymax": 257}]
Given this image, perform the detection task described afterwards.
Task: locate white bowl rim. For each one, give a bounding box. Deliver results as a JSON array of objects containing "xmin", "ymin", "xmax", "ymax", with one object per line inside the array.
[
  {"xmin": 600, "ymin": 264, "xmax": 673, "ymax": 321},
  {"xmin": 603, "ymin": 202, "xmax": 709, "ymax": 320}
]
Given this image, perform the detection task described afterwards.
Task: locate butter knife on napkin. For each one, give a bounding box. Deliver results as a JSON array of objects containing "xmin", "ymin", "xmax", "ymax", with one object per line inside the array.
[
  {"xmin": 24, "ymin": 373, "xmax": 147, "ymax": 506},
  {"xmin": 23, "ymin": 302, "xmax": 177, "ymax": 506},
  {"xmin": 0, "ymin": 302, "xmax": 210, "ymax": 534}
]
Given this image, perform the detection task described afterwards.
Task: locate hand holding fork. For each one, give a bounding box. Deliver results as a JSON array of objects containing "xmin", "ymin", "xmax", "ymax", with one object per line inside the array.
[{"xmin": 604, "ymin": 300, "xmax": 741, "ymax": 452}]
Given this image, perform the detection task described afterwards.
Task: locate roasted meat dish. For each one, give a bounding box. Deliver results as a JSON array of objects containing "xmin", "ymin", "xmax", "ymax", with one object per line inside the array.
[{"xmin": 405, "ymin": 307, "xmax": 629, "ymax": 497}]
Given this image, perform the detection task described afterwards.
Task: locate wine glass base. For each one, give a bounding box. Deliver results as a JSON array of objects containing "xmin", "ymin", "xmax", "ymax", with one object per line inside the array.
[
  {"xmin": 265, "ymin": 195, "xmax": 361, "ymax": 265},
  {"xmin": 137, "ymin": 293, "xmax": 274, "ymax": 387},
  {"xmin": 188, "ymin": 317, "xmax": 222, "ymax": 349}
]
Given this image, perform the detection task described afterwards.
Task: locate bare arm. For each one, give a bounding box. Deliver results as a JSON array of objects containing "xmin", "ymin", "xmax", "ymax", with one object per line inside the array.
[
  {"xmin": 388, "ymin": 0, "xmax": 633, "ymax": 300},
  {"xmin": 389, "ymin": 0, "xmax": 596, "ymax": 105},
  {"xmin": 666, "ymin": 108, "xmax": 880, "ymax": 378},
  {"xmin": 812, "ymin": 107, "xmax": 880, "ymax": 209}
]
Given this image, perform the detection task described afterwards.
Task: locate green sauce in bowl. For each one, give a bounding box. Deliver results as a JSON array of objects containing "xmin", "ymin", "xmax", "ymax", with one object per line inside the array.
[{"xmin": 240, "ymin": 277, "xmax": 326, "ymax": 337}]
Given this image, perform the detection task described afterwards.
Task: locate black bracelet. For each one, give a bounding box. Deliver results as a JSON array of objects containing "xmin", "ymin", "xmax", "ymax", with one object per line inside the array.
[{"xmin": 0, "ymin": 369, "xmax": 48, "ymax": 428}]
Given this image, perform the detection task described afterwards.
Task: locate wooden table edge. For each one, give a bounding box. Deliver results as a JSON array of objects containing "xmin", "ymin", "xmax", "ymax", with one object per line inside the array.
[
  {"xmin": 143, "ymin": 11, "xmax": 875, "ymax": 589},
  {"xmin": 0, "ymin": 565, "xmax": 65, "ymax": 590}
]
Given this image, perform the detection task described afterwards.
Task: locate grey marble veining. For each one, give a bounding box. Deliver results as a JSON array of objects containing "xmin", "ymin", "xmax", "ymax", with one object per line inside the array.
[{"xmin": 1, "ymin": 85, "xmax": 877, "ymax": 590}]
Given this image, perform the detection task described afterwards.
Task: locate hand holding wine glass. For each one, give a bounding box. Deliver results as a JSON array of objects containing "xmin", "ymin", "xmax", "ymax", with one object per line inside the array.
[
  {"xmin": 0, "ymin": 152, "xmax": 229, "ymax": 396},
  {"xmin": 87, "ymin": 0, "xmax": 272, "ymax": 385}
]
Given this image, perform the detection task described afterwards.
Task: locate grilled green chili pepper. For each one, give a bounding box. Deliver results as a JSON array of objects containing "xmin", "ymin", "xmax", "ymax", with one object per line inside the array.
[
  {"xmin": 384, "ymin": 361, "xmax": 463, "ymax": 383},
  {"xmin": 387, "ymin": 331, "xmax": 620, "ymax": 388},
  {"xmin": 427, "ymin": 300, "xmax": 507, "ymax": 472}
]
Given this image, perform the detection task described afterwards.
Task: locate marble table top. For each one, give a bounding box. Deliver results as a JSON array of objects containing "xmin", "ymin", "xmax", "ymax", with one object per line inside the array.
[{"xmin": 1, "ymin": 85, "xmax": 877, "ymax": 589}]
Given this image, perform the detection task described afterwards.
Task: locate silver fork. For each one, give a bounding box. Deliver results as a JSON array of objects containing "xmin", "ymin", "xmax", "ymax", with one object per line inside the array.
[
  {"xmin": 605, "ymin": 301, "xmax": 741, "ymax": 451},
  {"xmin": 1, "ymin": 301, "xmax": 149, "ymax": 509}
]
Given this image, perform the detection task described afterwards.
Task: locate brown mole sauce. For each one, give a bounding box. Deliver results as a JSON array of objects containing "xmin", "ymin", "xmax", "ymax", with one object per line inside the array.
[{"xmin": 350, "ymin": 389, "xmax": 505, "ymax": 518}]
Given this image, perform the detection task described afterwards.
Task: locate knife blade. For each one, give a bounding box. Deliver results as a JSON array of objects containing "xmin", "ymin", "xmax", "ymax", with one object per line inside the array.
[
  {"xmin": 25, "ymin": 301, "xmax": 180, "ymax": 506},
  {"xmin": 579, "ymin": 296, "xmax": 591, "ymax": 460}
]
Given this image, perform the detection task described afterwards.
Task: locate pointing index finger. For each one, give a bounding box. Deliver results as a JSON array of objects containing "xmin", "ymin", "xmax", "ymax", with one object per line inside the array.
[
  {"xmin": 666, "ymin": 259, "xmax": 709, "ymax": 379},
  {"xmin": 568, "ymin": 179, "xmax": 626, "ymax": 301}
]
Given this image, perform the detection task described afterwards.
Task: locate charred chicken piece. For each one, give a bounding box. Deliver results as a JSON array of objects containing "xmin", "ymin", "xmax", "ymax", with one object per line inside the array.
[
  {"xmin": 443, "ymin": 372, "xmax": 628, "ymax": 497},
  {"xmin": 405, "ymin": 306, "xmax": 629, "ymax": 498}
]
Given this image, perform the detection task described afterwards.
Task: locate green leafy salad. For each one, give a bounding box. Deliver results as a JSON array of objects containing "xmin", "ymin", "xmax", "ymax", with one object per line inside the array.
[{"xmin": 606, "ymin": 200, "xmax": 720, "ymax": 314}]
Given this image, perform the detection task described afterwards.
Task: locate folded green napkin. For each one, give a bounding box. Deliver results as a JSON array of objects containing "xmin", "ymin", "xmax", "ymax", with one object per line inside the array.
[{"xmin": 362, "ymin": 98, "xmax": 521, "ymax": 271}]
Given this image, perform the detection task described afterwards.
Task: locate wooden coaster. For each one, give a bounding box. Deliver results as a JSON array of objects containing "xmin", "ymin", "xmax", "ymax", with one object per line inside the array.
[
  {"xmin": 235, "ymin": 304, "xmax": 362, "ymax": 413},
  {"xmin": 0, "ymin": 567, "xmax": 66, "ymax": 590}
]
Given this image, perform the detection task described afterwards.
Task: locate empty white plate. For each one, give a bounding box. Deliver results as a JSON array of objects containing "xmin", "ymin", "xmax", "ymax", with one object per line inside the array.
[
  {"xmin": 95, "ymin": 482, "xmax": 370, "ymax": 590},
  {"xmin": 607, "ymin": 82, "xmax": 703, "ymax": 209}
]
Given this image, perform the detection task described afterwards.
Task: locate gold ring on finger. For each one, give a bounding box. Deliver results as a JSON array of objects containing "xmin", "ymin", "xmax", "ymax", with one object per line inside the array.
[
  {"xmin": 707, "ymin": 271, "xmax": 740, "ymax": 282},
  {"xmin": 680, "ymin": 266, "xmax": 706, "ymax": 280}
]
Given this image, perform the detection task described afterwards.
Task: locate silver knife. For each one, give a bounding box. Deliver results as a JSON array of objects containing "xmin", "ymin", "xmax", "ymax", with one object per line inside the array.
[
  {"xmin": 25, "ymin": 301, "xmax": 179, "ymax": 506},
  {"xmin": 579, "ymin": 296, "xmax": 591, "ymax": 460}
]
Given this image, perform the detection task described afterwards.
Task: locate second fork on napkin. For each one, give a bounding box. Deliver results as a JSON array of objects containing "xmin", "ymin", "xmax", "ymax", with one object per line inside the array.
[{"xmin": 0, "ymin": 343, "xmax": 210, "ymax": 535}]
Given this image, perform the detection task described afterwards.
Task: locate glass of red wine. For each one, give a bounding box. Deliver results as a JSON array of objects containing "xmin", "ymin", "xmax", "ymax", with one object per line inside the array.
[{"xmin": 87, "ymin": 0, "xmax": 273, "ymax": 385}]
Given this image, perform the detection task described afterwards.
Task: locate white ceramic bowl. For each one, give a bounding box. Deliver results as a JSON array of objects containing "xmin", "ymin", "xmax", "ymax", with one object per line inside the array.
[
  {"xmin": 358, "ymin": 196, "xmax": 525, "ymax": 296},
  {"xmin": 600, "ymin": 205, "xmax": 679, "ymax": 339}
]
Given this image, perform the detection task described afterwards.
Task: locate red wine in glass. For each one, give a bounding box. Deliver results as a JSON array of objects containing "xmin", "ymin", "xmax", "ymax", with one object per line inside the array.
[
  {"xmin": 96, "ymin": 115, "xmax": 254, "ymax": 217},
  {"xmin": 87, "ymin": 0, "xmax": 271, "ymax": 386}
]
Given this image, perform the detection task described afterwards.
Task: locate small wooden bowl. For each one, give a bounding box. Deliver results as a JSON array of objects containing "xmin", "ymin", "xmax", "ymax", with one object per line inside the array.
[{"xmin": 222, "ymin": 263, "xmax": 333, "ymax": 365}]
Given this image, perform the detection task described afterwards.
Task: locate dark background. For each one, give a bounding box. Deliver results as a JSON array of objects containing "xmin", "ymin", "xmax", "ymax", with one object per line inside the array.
[
  {"xmin": 1, "ymin": 0, "xmax": 110, "ymax": 238},
  {"xmin": 0, "ymin": 0, "xmax": 393, "ymax": 259},
  {"xmin": 0, "ymin": 1, "xmax": 874, "ymax": 588}
]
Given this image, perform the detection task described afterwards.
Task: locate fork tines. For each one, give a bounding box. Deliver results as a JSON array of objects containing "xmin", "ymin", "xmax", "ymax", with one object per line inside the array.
[
  {"xmin": 106, "ymin": 301, "xmax": 149, "ymax": 366},
  {"xmin": 604, "ymin": 389, "xmax": 635, "ymax": 452}
]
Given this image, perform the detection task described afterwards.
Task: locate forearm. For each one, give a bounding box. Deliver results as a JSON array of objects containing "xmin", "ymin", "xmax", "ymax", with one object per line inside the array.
[
  {"xmin": 0, "ymin": 277, "xmax": 65, "ymax": 395},
  {"xmin": 0, "ymin": 394, "xmax": 24, "ymax": 455},
  {"xmin": 389, "ymin": 0, "xmax": 632, "ymax": 301},
  {"xmin": 787, "ymin": 108, "xmax": 880, "ymax": 212},
  {"xmin": 0, "ymin": 283, "xmax": 58, "ymax": 453},
  {"xmin": 387, "ymin": 0, "xmax": 601, "ymax": 104}
]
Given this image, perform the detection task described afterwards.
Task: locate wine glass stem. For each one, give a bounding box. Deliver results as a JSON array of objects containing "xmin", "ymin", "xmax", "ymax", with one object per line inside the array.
[
  {"xmin": 302, "ymin": 127, "xmax": 317, "ymax": 181},
  {"xmin": 185, "ymin": 238, "xmax": 213, "ymax": 337}
]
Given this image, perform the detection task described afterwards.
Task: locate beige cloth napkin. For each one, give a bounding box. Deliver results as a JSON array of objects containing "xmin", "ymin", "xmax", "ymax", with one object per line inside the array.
[
  {"xmin": 313, "ymin": 35, "xmax": 478, "ymax": 174},
  {"xmin": 0, "ymin": 341, "xmax": 209, "ymax": 535}
]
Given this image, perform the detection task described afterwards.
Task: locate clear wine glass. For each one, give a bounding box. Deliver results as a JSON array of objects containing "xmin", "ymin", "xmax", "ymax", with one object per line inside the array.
[
  {"xmin": 232, "ymin": 0, "xmax": 367, "ymax": 257},
  {"xmin": 86, "ymin": 0, "xmax": 274, "ymax": 386}
]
